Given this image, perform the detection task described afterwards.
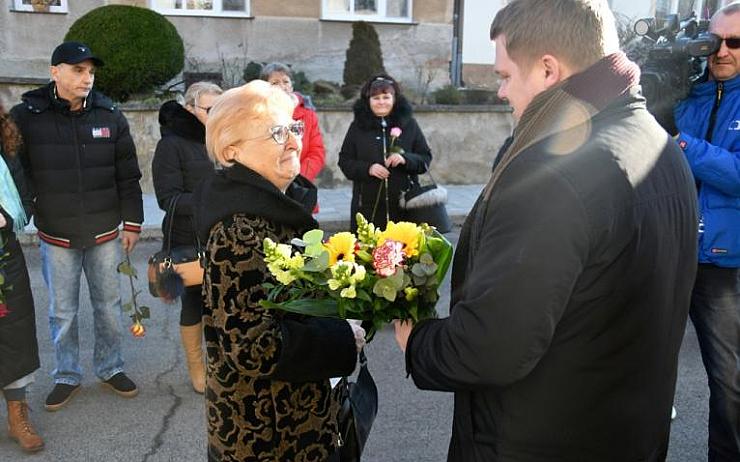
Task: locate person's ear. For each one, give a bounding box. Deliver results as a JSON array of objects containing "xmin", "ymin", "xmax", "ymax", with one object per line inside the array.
[
  {"xmin": 224, "ymin": 145, "xmax": 241, "ymax": 164},
  {"xmin": 50, "ymin": 65, "xmax": 59, "ymax": 82},
  {"xmin": 541, "ymin": 55, "xmax": 566, "ymax": 88}
]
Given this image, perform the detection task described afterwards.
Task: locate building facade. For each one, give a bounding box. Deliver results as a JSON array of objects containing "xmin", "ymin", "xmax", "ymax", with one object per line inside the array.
[{"xmin": 1, "ymin": 0, "xmax": 453, "ymax": 93}]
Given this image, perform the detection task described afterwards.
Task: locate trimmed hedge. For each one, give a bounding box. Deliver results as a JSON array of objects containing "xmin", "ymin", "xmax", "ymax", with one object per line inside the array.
[
  {"xmin": 343, "ymin": 21, "xmax": 386, "ymax": 88},
  {"xmin": 65, "ymin": 6, "xmax": 184, "ymax": 102}
]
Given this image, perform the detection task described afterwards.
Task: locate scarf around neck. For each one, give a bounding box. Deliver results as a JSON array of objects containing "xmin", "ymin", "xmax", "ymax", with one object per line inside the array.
[
  {"xmin": 487, "ymin": 52, "xmax": 641, "ymax": 199},
  {"xmin": 0, "ymin": 149, "xmax": 28, "ymax": 233}
]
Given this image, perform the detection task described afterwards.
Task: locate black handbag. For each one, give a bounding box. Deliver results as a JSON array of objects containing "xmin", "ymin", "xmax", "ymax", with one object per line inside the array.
[
  {"xmin": 147, "ymin": 195, "xmax": 204, "ymax": 301},
  {"xmin": 338, "ymin": 350, "xmax": 378, "ymax": 461},
  {"xmin": 400, "ymin": 168, "xmax": 452, "ymax": 233}
]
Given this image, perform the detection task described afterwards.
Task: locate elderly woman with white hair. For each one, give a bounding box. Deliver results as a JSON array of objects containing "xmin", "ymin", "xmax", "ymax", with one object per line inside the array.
[
  {"xmin": 152, "ymin": 81, "xmax": 223, "ymax": 394},
  {"xmin": 194, "ymin": 80, "xmax": 363, "ymax": 462}
]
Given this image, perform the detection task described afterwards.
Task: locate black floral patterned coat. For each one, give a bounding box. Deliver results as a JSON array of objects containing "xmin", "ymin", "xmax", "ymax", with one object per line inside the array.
[{"xmin": 195, "ymin": 164, "xmax": 357, "ymax": 462}]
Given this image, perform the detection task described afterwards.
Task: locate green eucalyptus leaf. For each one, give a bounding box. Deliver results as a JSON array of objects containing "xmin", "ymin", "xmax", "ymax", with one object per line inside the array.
[{"xmin": 303, "ymin": 229, "xmax": 324, "ymax": 245}]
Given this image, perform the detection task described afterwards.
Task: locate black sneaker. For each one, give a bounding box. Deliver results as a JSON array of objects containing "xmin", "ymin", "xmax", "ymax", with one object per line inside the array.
[
  {"xmin": 102, "ymin": 373, "xmax": 139, "ymax": 398},
  {"xmin": 45, "ymin": 383, "xmax": 81, "ymax": 412}
]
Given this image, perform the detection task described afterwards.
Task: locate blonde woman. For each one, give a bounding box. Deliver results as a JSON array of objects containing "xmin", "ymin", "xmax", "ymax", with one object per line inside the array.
[{"xmin": 194, "ymin": 80, "xmax": 364, "ymax": 461}]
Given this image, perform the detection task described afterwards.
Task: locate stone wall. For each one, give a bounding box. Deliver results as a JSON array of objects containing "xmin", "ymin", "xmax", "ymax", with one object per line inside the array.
[{"xmin": 0, "ymin": 81, "xmax": 513, "ymax": 193}]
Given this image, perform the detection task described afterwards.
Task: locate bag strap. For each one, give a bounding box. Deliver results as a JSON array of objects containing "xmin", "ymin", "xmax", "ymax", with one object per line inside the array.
[{"xmin": 164, "ymin": 194, "xmax": 181, "ymax": 255}]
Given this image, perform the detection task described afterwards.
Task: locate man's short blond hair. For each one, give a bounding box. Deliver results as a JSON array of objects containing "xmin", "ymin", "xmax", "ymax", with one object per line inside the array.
[
  {"xmin": 206, "ymin": 80, "xmax": 294, "ymax": 167},
  {"xmin": 184, "ymin": 81, "xmax": 223, "ymax": 107},
  {"xmin": 490, "ymin": 0, "xmax": 620, "ymax": 72}
]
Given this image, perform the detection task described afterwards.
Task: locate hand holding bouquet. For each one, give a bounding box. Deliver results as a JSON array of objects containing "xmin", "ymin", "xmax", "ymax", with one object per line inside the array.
[{"xmin": 260, "ymin": 214, "xmax": 453, "ymax": 339}]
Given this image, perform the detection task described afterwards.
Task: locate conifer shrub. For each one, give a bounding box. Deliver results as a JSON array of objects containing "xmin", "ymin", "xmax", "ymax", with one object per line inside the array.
[
  {"xmin": 65, "ymin": 5, "xmax": 184, "ymax": 102},
  {"xmin": 343, "ymin": 22, "xmax": 386, "ymax": 90}
]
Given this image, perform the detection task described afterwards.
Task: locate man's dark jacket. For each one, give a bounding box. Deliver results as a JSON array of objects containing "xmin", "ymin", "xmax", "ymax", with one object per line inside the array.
[
  {"xmin": 10, "ymin": 83, "xmax": 143, "ymax": 248},
  {"xmin": 406, "ymin": 57, "xmax": 699, "ymax": 461},
  {"xmin": 152, "ymin": 100, "xmax": 213, "ymax": 248}
]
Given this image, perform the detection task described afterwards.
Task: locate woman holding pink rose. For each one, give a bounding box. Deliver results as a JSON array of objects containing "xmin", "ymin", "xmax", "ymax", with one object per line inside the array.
[{"xmin": 338, "ymin": 74, "xmax": 433, "ymax": 231}]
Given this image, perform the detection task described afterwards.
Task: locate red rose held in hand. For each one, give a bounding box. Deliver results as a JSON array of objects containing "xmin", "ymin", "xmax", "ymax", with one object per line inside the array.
[{"xmin": 372, "ymin": 240, "xmax": 404, "ymax": 277}]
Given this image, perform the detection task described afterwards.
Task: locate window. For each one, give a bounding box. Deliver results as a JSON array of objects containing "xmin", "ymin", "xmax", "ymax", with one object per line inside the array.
[
  {"xmin": 150, "ymin": 0, "xmax": 250, "ymax": 17},
  {"xmin": 13, "ymin": 0, "xmax": 68, "ymax": 13},
  {"xmin": 323, "ymin": 0, "xmax": 413, "ymax": 23}
]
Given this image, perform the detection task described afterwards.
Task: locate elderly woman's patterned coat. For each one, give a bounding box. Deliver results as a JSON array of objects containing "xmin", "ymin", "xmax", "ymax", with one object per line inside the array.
[{"xmin": 195, "ymin": 164, "xmax": 357, "ymax": 462}]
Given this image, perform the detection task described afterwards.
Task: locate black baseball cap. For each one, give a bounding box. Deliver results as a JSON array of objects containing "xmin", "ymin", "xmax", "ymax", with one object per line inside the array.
[{"xmin": 51, "ymin": 42, "xmax": 104, "ymax": 67}]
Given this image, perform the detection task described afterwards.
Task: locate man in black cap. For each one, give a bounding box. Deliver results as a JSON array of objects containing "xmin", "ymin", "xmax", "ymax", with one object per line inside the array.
[{"xmin": 10, "ymin": 42, "xmax": 144, "ymax": 411}]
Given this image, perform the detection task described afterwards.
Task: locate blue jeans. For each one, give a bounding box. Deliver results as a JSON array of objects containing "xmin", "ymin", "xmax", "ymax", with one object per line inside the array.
[
  {"xmin": 41, "ymin": 240, "xmax": 125, "ymax": 385},
  {"xmin": 690, "ymin": 264, "xmax": 740, "ymax": 462}
]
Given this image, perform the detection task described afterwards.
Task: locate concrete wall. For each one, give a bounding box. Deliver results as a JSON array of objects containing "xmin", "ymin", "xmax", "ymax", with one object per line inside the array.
[
  {"xmin": 0, "ymin": 1, "xmax": 454, "ymax": 92},
  {"xmin": 0, "ymin": 81, "xmax": 513, "ymax": 193}
]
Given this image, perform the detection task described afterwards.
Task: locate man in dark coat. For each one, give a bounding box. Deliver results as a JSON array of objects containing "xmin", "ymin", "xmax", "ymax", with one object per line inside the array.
[
  {"xmin": 394, "ymin": 1, "xmax": 699, "ymax": 461},
  {"xmin": 10, "ymin": 42, "xmax": 144, "ymax": 411}
]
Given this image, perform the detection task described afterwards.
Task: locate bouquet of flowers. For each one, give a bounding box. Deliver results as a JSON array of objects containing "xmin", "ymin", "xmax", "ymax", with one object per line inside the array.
[{"xmin": 260, "ymin": 213, "xmax": 453, "ymax": 339}]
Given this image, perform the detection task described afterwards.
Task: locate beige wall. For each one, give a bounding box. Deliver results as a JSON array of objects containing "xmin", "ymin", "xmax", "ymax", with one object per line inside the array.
[
  {"xmin": 253, "ymin": 0, "xmax": 318, "ymax": 18},
  {"xmin": 416, "ymin": 0, "xmax": 454, "ymax": 23}
]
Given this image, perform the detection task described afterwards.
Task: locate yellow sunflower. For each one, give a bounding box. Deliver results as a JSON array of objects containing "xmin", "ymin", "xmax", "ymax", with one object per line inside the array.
[
  {"xmin": 324, "ymin": 232, "xmax": 357, "ymax": 266},
  {"xmin": 378, "ymin": 221, "xmax": 421, "ymax": 258}
]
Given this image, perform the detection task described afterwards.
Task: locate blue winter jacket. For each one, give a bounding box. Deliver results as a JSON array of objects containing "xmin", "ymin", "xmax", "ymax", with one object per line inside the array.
[{"xmin": 675, "ymin": 74, "xmax": 740, "ymax": 267}]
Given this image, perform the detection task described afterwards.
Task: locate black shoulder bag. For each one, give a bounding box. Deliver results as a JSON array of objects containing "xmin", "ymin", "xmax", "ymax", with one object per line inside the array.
[{"xmin": 337, "ymin": 349, "xmax": 378, "ymax": 461}]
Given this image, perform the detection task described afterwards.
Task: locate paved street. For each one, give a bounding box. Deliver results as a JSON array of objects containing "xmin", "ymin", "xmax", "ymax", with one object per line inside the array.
[{"xmin": 1, "ymin": 230, "xmax": 710, "ymax": 461}]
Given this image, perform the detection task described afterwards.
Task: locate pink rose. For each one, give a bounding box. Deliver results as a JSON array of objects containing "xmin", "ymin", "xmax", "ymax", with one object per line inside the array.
[
  {"xmin": 0, "ymin": 303, "xmax": 9, "ymax": 318},
  {"xmin": 372, "ymin": 240, "xmax": 404, "ymax": 277},
  {"xmin": 390, "ymin": 127, "xmax": 402, "ymax": 138}
]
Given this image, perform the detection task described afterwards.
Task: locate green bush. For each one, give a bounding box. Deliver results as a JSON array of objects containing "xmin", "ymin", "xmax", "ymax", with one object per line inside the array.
[
  {"xmin": 242, "ymin": 61, "xmax": 264, "ymax": 83},
  {"xmin": 65, "ymin": 6, "xmax": 184, "ymax": 102},
  {"xmin": 432, "ymin": 85, "xmax": 462, "ymax": 105},
  {"xmin": 343, "ymin": 22, "xmax": 386, "ymax": 88}
]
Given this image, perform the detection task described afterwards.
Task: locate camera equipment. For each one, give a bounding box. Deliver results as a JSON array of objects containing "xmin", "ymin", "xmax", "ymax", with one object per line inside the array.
[{"xmin": 633, "ymin": 12, "xmax": 720, "ymax": 114}]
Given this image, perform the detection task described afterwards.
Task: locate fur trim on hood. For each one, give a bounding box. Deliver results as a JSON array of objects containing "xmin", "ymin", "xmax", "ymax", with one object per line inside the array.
[
  {"xmin": 158, "ymin": 100, "xmax": 205, "ymax": 143},
  {"xmin": 352, "ymin": 93, "xmax": 414, "ymax": 130}
]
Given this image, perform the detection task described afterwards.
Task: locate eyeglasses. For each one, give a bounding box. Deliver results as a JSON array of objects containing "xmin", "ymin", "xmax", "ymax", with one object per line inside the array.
[
  {"xmin": 269, "ymin": 121, "xmax": 304, "ymax": 144},
  {"xmin": 711, "ymin": 34, "xmax": 740, "ymax": 50},
  {"xmin": 195, "ymin": 105, "xmax": 213, "ymax": 114},
  {"xmin": 244, "ymin": 121, "xmax": 304, "ymax": 145}
]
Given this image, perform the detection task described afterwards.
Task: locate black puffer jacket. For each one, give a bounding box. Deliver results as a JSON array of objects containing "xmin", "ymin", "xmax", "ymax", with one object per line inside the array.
[
  {"xmin": 338, "ymin": 95, "xmax": 432, "ymax": 230},
  {"xmin": 152, "ymin": 101, "xmax": 214, "ymax": 247},
  {"xmin": 10, "ymin": 83, "xmax": 143, "ymax": 248},
  {"xmin": 0, "ymin": 147, "xmax": 39, "ymax": 388}
]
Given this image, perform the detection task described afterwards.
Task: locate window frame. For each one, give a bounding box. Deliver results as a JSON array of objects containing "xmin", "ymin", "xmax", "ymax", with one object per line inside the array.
[
  {"xmin": 13, "ymin": 0, "xmax": 68, "ymax": 13},
  {"xmin": 149, "ymin": 0, "xmax": 251, "ymax": 18},
  {"xmin": 321, "ymin": 0, "xmax": 414, "ymax": 23}
]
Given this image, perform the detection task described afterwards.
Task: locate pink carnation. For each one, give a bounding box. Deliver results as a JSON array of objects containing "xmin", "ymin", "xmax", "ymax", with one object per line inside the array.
[
  {"xmin": 372, "ymin": 240, "xmax": 404, "ymax": 277},
  {"xmin": 390, "ymin": 127, "xmax": 402, "ymax": 138}
]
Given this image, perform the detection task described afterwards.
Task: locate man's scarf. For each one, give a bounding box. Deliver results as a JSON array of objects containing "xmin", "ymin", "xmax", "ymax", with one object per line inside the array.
[
  {"xmin": 488, "ymin": 52, "xmax": 641, "ymax": 197},
  {"xmin": 466, "ymin": 52, "xmax": 641, "ymax": 257},
  {"xmin": 0, "ymin": 149, "xmax": 28, "ymax": 233}
]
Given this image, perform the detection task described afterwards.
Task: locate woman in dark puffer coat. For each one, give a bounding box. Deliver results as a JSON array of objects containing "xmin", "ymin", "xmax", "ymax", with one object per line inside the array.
[
  {"xmin": 0, "ymin": 101, "xmax": 43, "ymax": 452},
  {"xmin": 152, "ymin": 81, "xmax": 222, "ymax": 394},
  {"xmin": 338, "ymin": 74, "xmax": 433, "ymax": 231}
]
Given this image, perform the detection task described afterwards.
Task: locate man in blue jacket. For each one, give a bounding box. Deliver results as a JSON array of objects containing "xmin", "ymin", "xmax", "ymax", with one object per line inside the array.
[{"xmin": 674, "ymin": 3, "xmax": 740, "ymax": 461}]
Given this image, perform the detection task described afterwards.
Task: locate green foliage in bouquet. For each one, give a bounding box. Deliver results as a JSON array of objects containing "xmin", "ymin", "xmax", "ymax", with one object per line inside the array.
[{"xmin": 259, "ymin": 214, "xmax": 453, "ymax": 339}]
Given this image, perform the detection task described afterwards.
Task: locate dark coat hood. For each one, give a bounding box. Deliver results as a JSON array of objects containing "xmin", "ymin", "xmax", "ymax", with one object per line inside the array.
[
  {"xmin": 195, "ymin": 164, "xmax": 317, "ymax": 242},
  {"xmin": 352, "ymin": 93, "xmax": 414, "ymax": 130},
  {"xmin": 158, "ymin": 100, "xmax": 205, "ymax": 144}
]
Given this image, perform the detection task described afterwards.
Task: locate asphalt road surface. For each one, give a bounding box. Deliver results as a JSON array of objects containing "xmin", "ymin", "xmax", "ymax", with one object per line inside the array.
[{"xmin": 0, "ymin": 234, "xmax": 709, "ymax": 461}]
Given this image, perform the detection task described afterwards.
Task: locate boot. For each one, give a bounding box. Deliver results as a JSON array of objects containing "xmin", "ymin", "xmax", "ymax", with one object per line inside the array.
[
  {"xmin": 180, "ymin": 324, "xmax": 206, "ymax": 394},
  {"xmin": 7, "ymin": 400, "xmax": 44, "ymax": 452}
]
